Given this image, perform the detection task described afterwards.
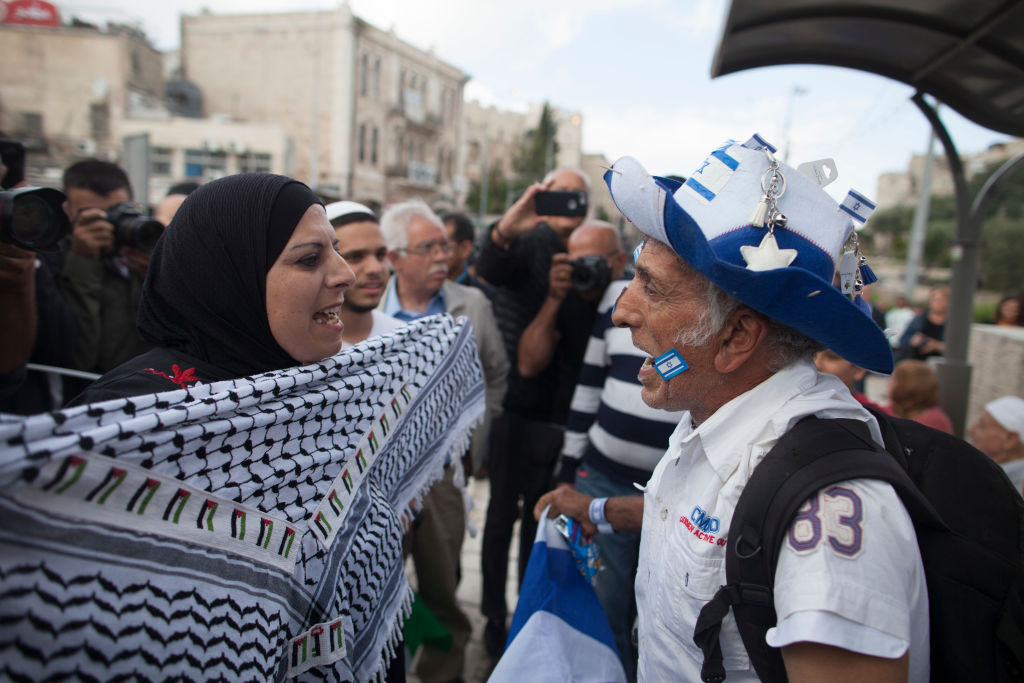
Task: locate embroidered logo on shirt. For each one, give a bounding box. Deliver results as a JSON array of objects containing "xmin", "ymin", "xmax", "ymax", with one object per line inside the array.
[
  {"xmin": 679, "ymin": 505, "xmax": 727, "ymax": 547},
  {"xmin": 145, "ymin": 364, "xmax": 199, "ymax": 389}
]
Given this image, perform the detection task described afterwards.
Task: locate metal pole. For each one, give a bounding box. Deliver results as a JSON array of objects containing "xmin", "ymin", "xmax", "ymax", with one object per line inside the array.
[
  {"xmin": 905, "ymin": 126, "xmax": 936, "ymax": 301},
  {"xmin": 910, "ymin": 93, "xmax": 971, "ymax": 437}
]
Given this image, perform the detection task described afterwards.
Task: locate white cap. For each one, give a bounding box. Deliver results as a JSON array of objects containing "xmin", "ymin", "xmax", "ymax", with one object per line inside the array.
[
  {"xmin": 985, "ymin": 396, "xmax": 1024, "ymax": 436},
  {"xmin": 325, "ymin": 200, "xmax": 376, "ymax": 223}
]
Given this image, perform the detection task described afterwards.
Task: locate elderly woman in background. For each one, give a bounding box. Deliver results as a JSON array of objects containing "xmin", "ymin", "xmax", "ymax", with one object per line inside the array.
[{"xmin": 885, "ymin": 359, "xmax": 954, "ymax": 434}]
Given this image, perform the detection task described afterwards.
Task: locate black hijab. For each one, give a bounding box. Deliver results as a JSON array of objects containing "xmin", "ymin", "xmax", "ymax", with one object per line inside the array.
[{"xmin": 137, "ymin": 173, "xmax": 323, "ymax": 378}]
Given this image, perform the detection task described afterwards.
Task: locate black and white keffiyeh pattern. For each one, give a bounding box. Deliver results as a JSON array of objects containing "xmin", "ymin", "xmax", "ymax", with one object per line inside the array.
[{"xmin": 0, "ymin": 314, "xmax": 484, "ymax": 682}]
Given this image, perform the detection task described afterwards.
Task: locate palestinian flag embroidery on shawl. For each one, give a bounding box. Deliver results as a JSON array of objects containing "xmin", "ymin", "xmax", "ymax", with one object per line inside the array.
[{"xmin": 0, "ymin": 315, "xmax": 485, "ymax": 682}]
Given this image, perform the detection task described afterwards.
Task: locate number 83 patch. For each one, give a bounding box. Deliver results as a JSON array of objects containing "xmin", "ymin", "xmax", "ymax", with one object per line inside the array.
[{"xmin": 787, "ymin": 485, "xmax": 864, "ymax": 559}]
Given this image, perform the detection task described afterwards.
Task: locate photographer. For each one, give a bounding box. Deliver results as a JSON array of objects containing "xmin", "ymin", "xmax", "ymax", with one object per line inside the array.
[
  {"xmin": 517, "ymin": 222, "xmax": 627, "ymax": 380},
  {"xmin": 61, "ymin": 160, "xmax": 160, "ymax": 375},
  {"xmin": 0, "ymin": 138, "xmax": 79, "ymax": 412},
  {"xmin": 475, "ymin": 165, "xmax": 623, "ymax": 658}
]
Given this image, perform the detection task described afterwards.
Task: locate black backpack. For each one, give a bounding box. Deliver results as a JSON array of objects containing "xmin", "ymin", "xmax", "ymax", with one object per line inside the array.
[{"xmin": 693, "ymin": 409, "xmax": 1024, "ymax": 683}]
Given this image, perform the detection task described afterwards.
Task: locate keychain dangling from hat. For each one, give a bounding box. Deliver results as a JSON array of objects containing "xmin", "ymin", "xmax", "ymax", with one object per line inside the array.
[{"xmin": 741, "ymin": 150, "xmax": 799, "ymax": 272}]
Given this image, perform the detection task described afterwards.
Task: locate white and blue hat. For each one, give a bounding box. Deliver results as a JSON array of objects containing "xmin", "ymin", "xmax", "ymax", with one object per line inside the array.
[{"xmin": 605, "ymin": 134, "xmax": 893, "ymax": 374}]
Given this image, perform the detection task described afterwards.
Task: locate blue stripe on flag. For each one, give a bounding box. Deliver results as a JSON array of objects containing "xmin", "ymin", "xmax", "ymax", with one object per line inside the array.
[
  {"xmin": 489, "ymin": 511, "xmax": 626, "ymax": 683},
  {"xmin": 711, "ymin": 149, "xmax": 739, "ymax": 171},
  {"xmin": 684, "ymin": 177, "xmax": 716, "ymax": 202},
  {"xmin": 839, "ymin": 189, "xmax": 877, "ymax": 223}
]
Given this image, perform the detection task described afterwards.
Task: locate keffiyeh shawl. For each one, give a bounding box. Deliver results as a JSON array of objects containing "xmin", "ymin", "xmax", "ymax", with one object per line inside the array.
[{"xmin": 0, "ymin": 315, "xmax": 484, "ymax": 681}]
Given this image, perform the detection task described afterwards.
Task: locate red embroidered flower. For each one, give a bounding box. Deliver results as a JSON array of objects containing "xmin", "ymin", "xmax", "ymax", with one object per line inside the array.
[{"xmin": 145, "ymin": 364, "xmax": 199, "ymax": 389}]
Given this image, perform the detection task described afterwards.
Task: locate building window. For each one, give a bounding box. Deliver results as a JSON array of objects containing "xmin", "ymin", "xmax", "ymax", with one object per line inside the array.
[
  {"xmin": 184, "ymin": 149, "xmax": 205, "ymax": 178},
  {"xmin": 358, "ymin": 123, "xmax": 366, "ymax": 162},
  {"xmin": 89, "ymin": 104, "xmax": 109, "ymax": 140},
  {"xmin": 207, "ymin": 151, "xmax": 227, "ymax": 177},
  {"xmin": 151, "ymin": 147, "xmax": 173, "ymax": 176},
  {"xmin": 364, "ymin": 53, "xmax": 372, "ymax": 96},
  {"xmin": 372, "ymin": 57, "xmax": 381, "ymax": 99},
  {"xmin": 239, "ymin": 153, "xmax": 272, "ymax": 173},
  {"xmin": 20, "ymin": 112, "xmax": 43, "ymax": 139},
  {"xmin": 185, "ymin": 149, "xmax": 228, "ymax": 178},
  {"xmin": 371, "ymin": 127, "xmax": 379, "ymax": 165}
]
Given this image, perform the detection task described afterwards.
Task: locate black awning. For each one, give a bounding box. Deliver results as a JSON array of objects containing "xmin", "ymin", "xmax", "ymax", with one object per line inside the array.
[{"xmin": 712, "ymin": 0, "xmax": 1024, "ymax": 137}]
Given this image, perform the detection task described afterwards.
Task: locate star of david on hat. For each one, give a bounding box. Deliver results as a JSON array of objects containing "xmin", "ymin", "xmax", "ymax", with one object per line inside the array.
[{"xmin": 604, "ymin": 134, "xmax": 893, "ymax": 374}]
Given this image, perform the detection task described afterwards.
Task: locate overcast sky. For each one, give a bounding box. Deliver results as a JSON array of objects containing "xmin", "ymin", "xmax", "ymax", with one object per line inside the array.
[{"xmin": 54, "ymin": 0, "xmax": 1013, "ymax": 203}]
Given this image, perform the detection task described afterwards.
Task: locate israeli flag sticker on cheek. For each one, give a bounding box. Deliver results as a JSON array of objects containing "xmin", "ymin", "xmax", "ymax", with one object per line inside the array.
[{"xmin": 653, "ymin": 348, "xmax": 688, "ymax": 380}]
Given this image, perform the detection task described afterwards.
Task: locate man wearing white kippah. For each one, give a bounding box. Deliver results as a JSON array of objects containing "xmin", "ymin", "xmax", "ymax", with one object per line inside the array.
[
  {"xmin": 325, "ymin": 201, "xmax": 402, "ymax": 344},
  {"xmin": 969, "ymin": 395, "xmax": 1024, "ymax": 494},
  {"xmin": 537, "ymin": 135, "xmax": 928, "ymax": 682}
]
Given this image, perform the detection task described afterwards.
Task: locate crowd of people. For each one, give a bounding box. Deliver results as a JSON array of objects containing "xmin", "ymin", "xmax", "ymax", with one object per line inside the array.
[{"xmin": 2, "ymin": 135, "xmax": 1023, "ymax": 683}]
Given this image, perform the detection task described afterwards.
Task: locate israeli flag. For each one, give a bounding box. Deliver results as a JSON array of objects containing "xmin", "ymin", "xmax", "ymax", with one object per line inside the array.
[{"xmin": 488, "ymin": 508, "xmax": 626, "ymax": 683}]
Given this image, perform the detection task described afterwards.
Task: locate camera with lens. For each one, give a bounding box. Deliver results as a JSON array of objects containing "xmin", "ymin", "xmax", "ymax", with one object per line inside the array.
[
  {"xmin": 570, "ymin": 254, "xmax": 611, "ymax": 292},
  {"xmin": 105, "ymin": 202, "xmax": 164, "ymax": 252},
  {"xmin": 0, "ymin": 139, "xmax": 71, "ymax": 251}
]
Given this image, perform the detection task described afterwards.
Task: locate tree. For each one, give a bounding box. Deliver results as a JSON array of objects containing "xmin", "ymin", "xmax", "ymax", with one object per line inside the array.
[
  {"xmin": 514, "ymin": 102, "xmax": 559, "ymax": 181},
  {"xmin": 866, "ymin": 159, "xmax": 1024, "ymax": 290},
  {"xmin": 467, "ymin": 167, "xmax": 512, "ymax": 216}
]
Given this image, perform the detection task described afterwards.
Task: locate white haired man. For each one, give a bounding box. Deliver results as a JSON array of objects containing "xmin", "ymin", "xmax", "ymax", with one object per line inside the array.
[
  {"xmin": 968, "ymin": 395, "xmax": 1024, "ymax": 493},
  {"xmin": 538, "ymin": 136, "xmax": 928, "ymax": 681},
  {"xmin": 378, "ymin": 199, "xmax": 508, "ymax": 683}
]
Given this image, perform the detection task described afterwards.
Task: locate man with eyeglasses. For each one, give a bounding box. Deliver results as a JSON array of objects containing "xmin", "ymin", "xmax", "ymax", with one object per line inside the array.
[{"xmin": 378, "ymin": 198, "xmax": 508, "ymax": 683}]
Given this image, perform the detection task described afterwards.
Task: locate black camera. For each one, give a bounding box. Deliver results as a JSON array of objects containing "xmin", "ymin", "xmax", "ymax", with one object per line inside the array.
[
  {"xmin": 0, "ymin": 139, "xmax": 72, "ymax": 251},
  {"xmin": 105, "ymin": 202, "xmax": 164, "ymax": 252},
  {"xmin": 0, "ymin": 186, "xmax": 71, "ymax": 252},
  {"xmin": 570, "ymin": 254, "xmax": 611, "ymax": 292}
]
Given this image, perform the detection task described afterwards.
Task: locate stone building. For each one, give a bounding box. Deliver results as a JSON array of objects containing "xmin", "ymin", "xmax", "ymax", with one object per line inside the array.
[
  {"xmin": 0, "ymin": 18, "xmax": 288, "ymax": 205},
  {"xmin": 181, "ymin": 5, "xmax": 468, "ymax": 210},
  {"xmin": 875, "ymin": 137, "xmax": 1024, "ymax": 210},
  {"xmin": 0, "ymin": 20, "xmax": 163, "ymax": 170}
]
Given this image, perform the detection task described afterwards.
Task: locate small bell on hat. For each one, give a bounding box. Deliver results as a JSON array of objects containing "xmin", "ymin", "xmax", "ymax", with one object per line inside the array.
[{"xmin": 742, "ymin": 149, "xmax": 797, "ymax": 272}]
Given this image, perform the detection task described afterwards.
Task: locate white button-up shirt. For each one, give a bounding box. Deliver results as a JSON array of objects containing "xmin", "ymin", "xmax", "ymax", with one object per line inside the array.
[{"xmin": 635, "ymin": 360, "xmax": 929, "ymax": 682}]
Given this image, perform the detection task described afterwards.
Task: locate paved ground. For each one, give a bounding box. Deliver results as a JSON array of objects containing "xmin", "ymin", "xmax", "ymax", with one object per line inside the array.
[{"xmin": 406, "ymin": 476, "xmax": 516, "ymax": 683}]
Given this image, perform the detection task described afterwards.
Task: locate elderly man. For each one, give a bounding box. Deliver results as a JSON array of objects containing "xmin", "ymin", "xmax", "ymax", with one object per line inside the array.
[
  {"xmin": 378, "ymin": 199, "xmax": 508, "ymax": 683},
  {"xmin": 968, "ymin": 395, "xmax": 1024, "ymax": 493},
  {"xmin": 325, "ymin": 201, "xmax": 402, "ymax": 344},
  {"xmin": 537, "ymin": 136, "xmax": 927, "ymax": 681}
]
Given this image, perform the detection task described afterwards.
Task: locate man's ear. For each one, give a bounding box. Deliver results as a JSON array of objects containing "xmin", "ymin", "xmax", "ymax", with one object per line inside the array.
[
  {"xmin": 386, "ymin": 250, "xmax": 402, "ymax": 268},
  {"xmin": 714, "ymin": 307, "xmax": 769, "ymax": 373},
  {"xmin": 457, "ymin": 241, "xmax": 473, "ymax": 261}
]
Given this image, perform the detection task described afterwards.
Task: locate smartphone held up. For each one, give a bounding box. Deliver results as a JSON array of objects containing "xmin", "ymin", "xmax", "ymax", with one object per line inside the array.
[{"xmin": 534, "ymin": 190, "xmax": 588, "ymax": 217}]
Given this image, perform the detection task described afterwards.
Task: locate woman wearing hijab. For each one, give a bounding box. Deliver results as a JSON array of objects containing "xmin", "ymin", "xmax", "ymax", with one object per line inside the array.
[
  {"xmin": 70, "ymin": 173, "xmax": 354, "ymax": 404},
  {"xmin": 66, "ymin": 173, "xmax": 417, "ymax": 681}
]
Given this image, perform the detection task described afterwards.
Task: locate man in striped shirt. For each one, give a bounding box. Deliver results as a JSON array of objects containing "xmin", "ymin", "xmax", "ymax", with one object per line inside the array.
[{"xmin": 551, "ymin": 275, "xmax": 685, "ymax": 681}]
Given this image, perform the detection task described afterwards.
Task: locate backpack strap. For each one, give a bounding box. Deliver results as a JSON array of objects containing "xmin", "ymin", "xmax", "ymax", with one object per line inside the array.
[{"xmin": 693, "ymin": 416, "xmax": 944, "ymax": 682}]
